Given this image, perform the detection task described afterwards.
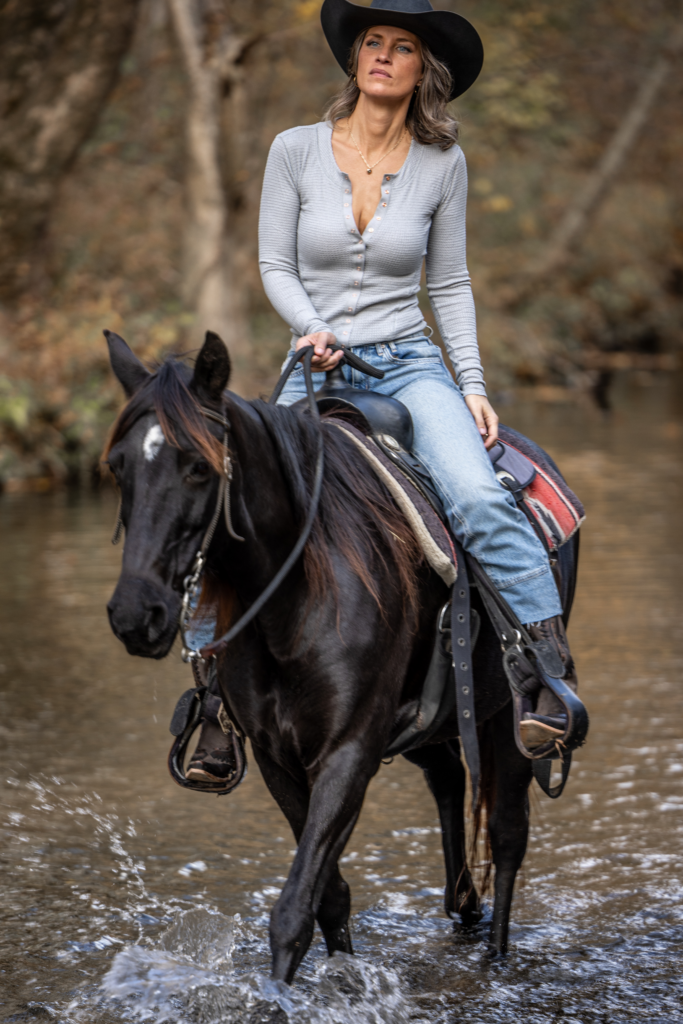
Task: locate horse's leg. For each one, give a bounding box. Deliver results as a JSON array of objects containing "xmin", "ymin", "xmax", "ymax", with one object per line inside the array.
[
  {"xmin": 315, "ymin": 864, "xmax": 353, "ymax": 956},
  {"xmin": 265, "ymin": 745, "xmax": 372, "ymax": 982},
  {"xmin": 403, "ymin": 742, "xmax": 481, "ymax": 925},
  {"xmin": 487, "ymin": 700, "xmax": 533, "ymax": 955},
  {"xmin": 251, "ymin": 744, "xmax": 353, "ymax": 961}
]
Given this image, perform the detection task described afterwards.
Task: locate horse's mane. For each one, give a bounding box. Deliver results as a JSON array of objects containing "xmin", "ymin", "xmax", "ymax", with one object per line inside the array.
[
  {"xmin": 103, "ymin": 356, "xmax": 423, "ymax": 617},
  {"xmin": 253, "ymin": 399, "xmax": 423, "ymax": 616},
  {"xmin": 103, "ymin": 358, "xmax": 224, "ymax": 472}
]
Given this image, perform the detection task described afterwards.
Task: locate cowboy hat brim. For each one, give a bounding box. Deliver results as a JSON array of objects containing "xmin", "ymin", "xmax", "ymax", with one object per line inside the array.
[{"xmin": 320, "ymin": 0, "xmax": 483, "ymax": 101}]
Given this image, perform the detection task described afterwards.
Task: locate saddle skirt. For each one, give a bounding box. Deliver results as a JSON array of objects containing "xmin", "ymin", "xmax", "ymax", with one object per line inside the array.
[{"xmin": 326, "ymin": 415, "xmax": 584, "ymax": 580}]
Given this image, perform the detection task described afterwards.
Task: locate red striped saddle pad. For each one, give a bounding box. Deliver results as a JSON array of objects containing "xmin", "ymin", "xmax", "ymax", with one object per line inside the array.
[{"xmin": 497, "ymin": 425, "xmax": 585, "ymax": 552}]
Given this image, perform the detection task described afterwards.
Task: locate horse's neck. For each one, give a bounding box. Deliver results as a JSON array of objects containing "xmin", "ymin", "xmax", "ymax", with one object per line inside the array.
[{"xmin": 211, "ymin": 396, "xmax": 306, "ymax": 606}]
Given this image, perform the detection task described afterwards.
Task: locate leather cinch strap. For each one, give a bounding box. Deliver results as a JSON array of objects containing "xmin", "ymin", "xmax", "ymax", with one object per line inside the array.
[{"xmin": 451, "ymin": 539, "xmax": 479, "ymax": 808}]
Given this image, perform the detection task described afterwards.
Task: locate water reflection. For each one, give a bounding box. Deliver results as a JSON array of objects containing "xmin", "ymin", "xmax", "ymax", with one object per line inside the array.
[{"xmin": 1, "ymin": 374, "xmax": 682, "ymax": 1022}]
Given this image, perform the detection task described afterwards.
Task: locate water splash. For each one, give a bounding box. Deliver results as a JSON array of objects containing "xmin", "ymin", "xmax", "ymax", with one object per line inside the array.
[
  {"xmin": 17, "ymin": 777, "xmax": 181, "ymax": 940},
  {"xmin": 157, "ymin": 907, "xmax": 235, "ymax": 968},
  {"xmin": 100, "ymin": 916, "xmax": 411, "ymax": 1024},
  {"xmin": 5, "ymin": 773, "xmax": 683, "ymax": 1024}
]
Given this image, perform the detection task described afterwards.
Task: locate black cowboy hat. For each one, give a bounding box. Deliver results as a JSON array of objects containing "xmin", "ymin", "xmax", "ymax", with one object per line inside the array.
[{"xmin": 320, "ymin": 0, "xmax": 483, "ymax": 101}]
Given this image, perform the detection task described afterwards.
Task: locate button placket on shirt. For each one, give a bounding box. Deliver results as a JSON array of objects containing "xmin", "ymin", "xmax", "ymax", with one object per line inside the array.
[
  {"xmin": 341, "ymin": 174, "xmax": 392, "ymax": 338},
  {"xmin": 375, "ymin": 173, "xmax": 391, "ymax": 231},
  {"xmin": 343, "ymin": 179, "xmax": 361, "ymax": 338}
]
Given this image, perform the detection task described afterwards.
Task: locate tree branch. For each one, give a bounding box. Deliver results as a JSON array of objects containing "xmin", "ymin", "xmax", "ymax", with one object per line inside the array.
[{"xmin": 501, "ymin": 12, "xmax": 683, "ymax": 309}]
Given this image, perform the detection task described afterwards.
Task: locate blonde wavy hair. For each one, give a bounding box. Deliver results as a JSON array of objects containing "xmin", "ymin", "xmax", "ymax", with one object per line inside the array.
[{"xmin": 324, "ymin": 28, "xmax": 459, "ymax": 150}]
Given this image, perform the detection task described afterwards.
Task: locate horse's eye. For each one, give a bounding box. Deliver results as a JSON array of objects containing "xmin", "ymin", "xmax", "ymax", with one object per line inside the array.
[
  {"xmin": 107, "ymin": 456, "xmax": 123, "ymax": 480},
  {"xmin": 189, "ymin": 459, "xmax": 211, "ymax": 480}
]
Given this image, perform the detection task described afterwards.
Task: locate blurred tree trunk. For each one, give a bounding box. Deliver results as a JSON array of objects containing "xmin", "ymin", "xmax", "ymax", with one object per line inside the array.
[
  {"xmin": 0, "ymin": 0, "xmax": 140, "ymax": 304},
  {"xmin": 219, "ymin": 37, "xmax": 262, "ymax": 340},
  {"xmin": 501, "ymin": 11, "xmax": 683, "ymax": 309},
  {"xmin": 167, "ymin": 0, "xmax": 252, "ymax": 388}
]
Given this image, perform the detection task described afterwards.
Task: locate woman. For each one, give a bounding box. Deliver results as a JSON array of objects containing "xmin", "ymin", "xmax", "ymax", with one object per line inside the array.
[{"xmin": 186, "ymin": 0, "xmax": 577, "ymax": 784}]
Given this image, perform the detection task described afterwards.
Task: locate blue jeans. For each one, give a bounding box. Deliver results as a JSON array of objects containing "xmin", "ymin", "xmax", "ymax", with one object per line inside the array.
[{"xmin": 277, "ymin": 338, "xmax": 562, "ymax": 624}]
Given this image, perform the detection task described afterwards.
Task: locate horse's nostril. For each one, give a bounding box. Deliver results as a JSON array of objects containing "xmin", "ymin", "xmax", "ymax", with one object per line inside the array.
[
  {"xmin": 107, "ymin": 579, "xmax": 177, "ymax": 657},
  {"xmin": 147, "ymin": 603, "xmax": 168, "ymax": 643}
]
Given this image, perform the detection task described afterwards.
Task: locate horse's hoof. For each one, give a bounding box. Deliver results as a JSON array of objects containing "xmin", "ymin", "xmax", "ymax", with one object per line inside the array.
[
  {"xmin": 323, "ymin": 926, "xmax": 353, "ymax": 956},
  {"xmin": 448, "ymin": 894, "xmax": 482, "ymax": 929},
  {"xmin": 485, "ymin": 943, "xmax": 507, "ymax": 961},
  {"xmin": 459, "ymin": 906, "xmax": 483, "ymax": 929}
]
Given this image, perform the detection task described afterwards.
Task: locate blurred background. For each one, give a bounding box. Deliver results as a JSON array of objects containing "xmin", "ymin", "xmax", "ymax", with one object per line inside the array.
[
  {"xmin": 1, "ymin": 5, "xmax": 683, "ymax": 1019},
  {"xmin": 0, "ymin": 0, "xmax": 681, "ymax": 491}
]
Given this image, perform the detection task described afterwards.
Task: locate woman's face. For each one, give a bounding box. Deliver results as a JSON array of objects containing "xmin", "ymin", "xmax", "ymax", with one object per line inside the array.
[{"xmin": 356, "ymin": 26, "xmax": 423, "ymax": 103}]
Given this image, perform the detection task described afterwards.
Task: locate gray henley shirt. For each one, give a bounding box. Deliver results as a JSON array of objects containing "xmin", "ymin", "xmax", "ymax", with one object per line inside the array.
[{"xmin": 258, "ymin": 120, "xmax": 486, "ymax": 396}]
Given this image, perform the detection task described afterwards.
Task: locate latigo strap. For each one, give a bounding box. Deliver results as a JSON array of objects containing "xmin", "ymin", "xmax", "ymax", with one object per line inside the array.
[{"xmin": 450, "ymin": 542, "xmax": 479, "ymax": 809}]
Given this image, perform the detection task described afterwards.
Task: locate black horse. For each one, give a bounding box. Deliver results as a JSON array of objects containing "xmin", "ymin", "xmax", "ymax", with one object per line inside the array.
[{"xmin": 104, "ymin": 330, "xmax": 579, "ymax": 983}]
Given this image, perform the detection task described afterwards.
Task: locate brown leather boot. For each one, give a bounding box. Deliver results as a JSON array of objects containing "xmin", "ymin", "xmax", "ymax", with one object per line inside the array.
[
  {"xmin": 186, "ymin": 718, "xmax": 239, "ymax": 784},
  {"xmin": 519, "ymin": 615, "xmax": 578, "ymax": 751}
]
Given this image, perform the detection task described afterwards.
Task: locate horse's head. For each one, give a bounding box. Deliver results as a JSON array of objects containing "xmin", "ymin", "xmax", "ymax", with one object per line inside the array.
[{"xmin": 104, "ymin": 330, "xmax": 231, "ymax": 658}]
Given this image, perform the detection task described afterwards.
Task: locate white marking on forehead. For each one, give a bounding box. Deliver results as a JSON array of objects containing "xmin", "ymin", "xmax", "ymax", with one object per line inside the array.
[{"xmin": 143, "ymin": 424, "xmax": 165, "ymax": 462}]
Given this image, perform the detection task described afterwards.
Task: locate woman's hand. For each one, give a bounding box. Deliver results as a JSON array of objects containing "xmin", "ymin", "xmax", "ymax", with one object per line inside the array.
[
  {"xmin": 295, "ymin": 332, "xmax": 344, "ymax": 371},
  {"xmin": 464, "ymin": 394, "xmax": 499, "ymax": 450}
]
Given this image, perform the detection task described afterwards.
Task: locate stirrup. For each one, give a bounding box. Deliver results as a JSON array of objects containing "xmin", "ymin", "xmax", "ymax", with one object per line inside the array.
[
  {"xmin": 167, "ymin": 685, "xmax": 247, "ymax": 795},
  {"xmin": 519, "ymin": 712, "xmax": 566, "ymax": 750},
  {"xmin": 503, "ymin": 641, "xmax": 589, "ymax": 763}
]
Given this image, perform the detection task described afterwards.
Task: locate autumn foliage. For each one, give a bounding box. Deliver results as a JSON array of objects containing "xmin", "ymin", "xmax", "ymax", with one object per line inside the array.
[{"xmin": 0, "ymin": 0, "xmax": 681, "ymax": 488}]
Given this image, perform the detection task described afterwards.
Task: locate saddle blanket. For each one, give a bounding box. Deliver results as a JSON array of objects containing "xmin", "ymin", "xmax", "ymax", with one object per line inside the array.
[
  {"xmin": 498, "ymin": 425, "xmax": 585, "ymax": 552},
  {"xmin": 328, "ymin": 418, "xmax": 584, "ymax": 585},
  {"xmin": 328, "ymin": 419, "xmax": 459, "ymax": 586}
]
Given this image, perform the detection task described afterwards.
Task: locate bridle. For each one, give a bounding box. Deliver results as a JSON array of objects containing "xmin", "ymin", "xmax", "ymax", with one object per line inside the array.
[
  {"xmin": 177, "ymin": 404, "xmax": 245, "ymax": 662},
  {"xmin": 111, "ymin": 342, "xmax": 383, "ymax": 665},
  {"xmin": 109, "ymin": 406, "xmax": 242, "ymax": 552},
  {"xmin": 110, "ymin": 345, "xmax": 321, "ymax": 666},
  {"xmin": 175, "ymin": 345, "xmax": 326, "ymax": 664}
]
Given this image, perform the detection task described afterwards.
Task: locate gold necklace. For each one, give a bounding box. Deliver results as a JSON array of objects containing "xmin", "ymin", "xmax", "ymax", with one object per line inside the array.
[{"xmin": 348, "ymin": 123, "xmax": 407, "ymax": 174}]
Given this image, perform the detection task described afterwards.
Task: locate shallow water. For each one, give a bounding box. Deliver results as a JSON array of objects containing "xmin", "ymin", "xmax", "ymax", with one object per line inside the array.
[{"xmin": 1, "ymin": 374, "xmax": 682, "ymax": 1023}]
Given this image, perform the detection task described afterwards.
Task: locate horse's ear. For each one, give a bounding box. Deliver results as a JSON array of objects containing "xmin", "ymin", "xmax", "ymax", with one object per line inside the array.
[
  {"xmin": 104, "ymin": 330, "xmax": 151, "ymax": 398},
  {"xmin": 190, "ymin": 331, "xmax": 231, "ymax": 403}
]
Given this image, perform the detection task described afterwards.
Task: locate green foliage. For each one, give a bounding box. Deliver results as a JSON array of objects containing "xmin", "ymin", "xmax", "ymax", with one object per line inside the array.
[{"xmin": 0, "ymin": 377, "xmax": 32, "ymax": 433}]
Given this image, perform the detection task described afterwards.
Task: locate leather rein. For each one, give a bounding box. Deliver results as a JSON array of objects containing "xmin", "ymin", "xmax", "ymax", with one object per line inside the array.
[
  {"xmin": 175, "ymin": 344, "xmax": 322, "ymax": 664},
  {"xmin": 177, "ymin": 343, "xmax": 382, "ymax": 664}
]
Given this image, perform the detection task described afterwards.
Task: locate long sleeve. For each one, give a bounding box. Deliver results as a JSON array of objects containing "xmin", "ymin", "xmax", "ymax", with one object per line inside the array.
[
  {"xmin": 257, "ymin": 122, "xmax": 488, "ymax": 376},
  {"xmin": 425, "ymin": 149, "xmax": 486, "ymax": 397},
  {"xmin": 258, "ymin": 135, "xmax": 333, "ymax": 338}
]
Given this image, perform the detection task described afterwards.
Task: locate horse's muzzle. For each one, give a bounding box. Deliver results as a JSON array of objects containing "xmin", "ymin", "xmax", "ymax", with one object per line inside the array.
[{"xmin": 107, "ymin": 576, "xmax": 179, "ymax": 658}]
